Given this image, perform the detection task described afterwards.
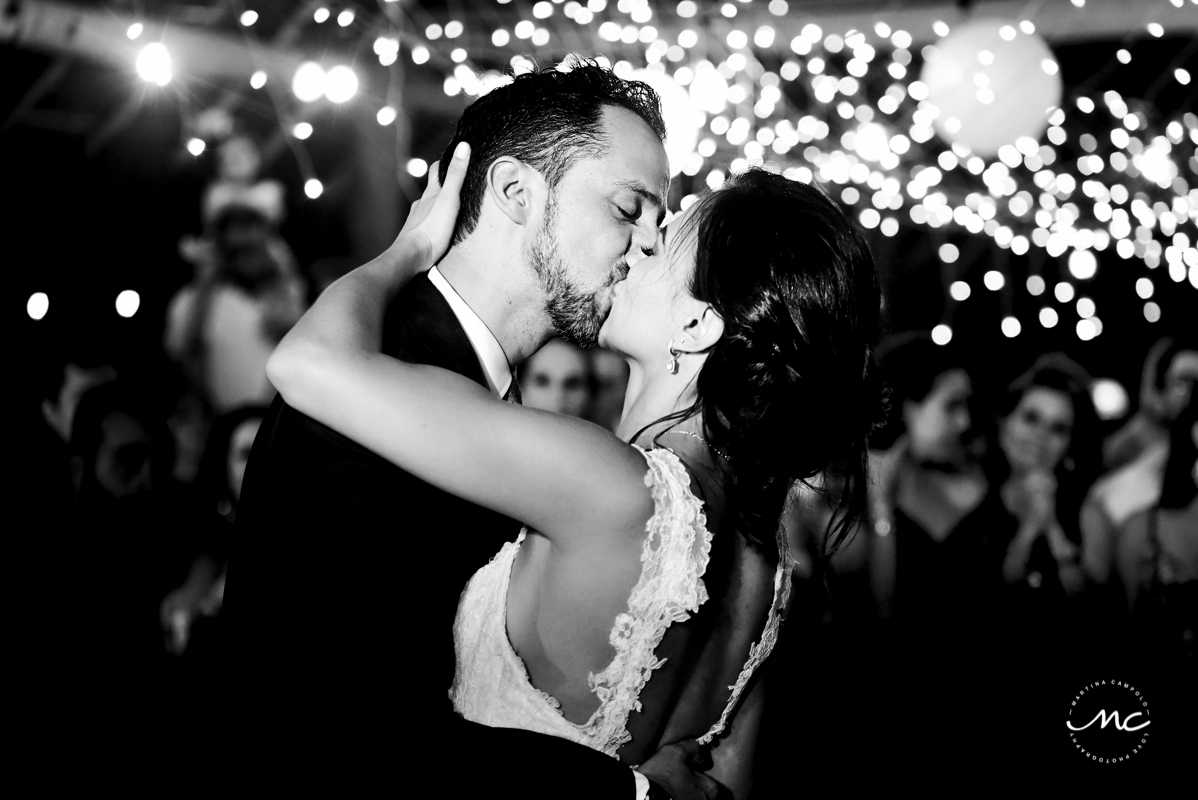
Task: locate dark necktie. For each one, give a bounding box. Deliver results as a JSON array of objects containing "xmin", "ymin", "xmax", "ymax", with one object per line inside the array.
[{"xmin": 504, "ymin": 375, "xmax": 522, "ymax": 405}]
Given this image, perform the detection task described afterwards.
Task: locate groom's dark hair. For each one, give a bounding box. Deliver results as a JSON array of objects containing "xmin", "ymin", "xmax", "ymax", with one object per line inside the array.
[{"xmin": 436, "ymin": 58, "xmax": 666, "ymax": 246}]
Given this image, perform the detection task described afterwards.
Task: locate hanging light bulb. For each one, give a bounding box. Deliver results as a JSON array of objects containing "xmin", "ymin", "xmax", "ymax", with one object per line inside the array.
[{"xmin": 136, "ymin": 43, "xmax": 172, "ymax": 86}]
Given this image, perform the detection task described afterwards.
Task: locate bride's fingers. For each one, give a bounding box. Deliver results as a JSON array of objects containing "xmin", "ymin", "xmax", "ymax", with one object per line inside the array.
[
  {"xmin": 439, "ymin": 141, "xmax": 470, "ymax": 199},
  {"xmin": 418, "ymin": 161, "xmax": 442, "ymax": 203}
]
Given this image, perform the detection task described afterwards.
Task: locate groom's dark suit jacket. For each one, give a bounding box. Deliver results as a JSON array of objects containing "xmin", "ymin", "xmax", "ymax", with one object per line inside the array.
[{"xmin": 225, "ymin": 274, "xmax": 634, "ymax": 795}]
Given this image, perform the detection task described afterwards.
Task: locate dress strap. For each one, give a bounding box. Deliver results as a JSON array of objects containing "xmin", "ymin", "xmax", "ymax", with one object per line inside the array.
[{"xmin": 695, "ymin": 511, "xmax": 795, "ymax": 745}]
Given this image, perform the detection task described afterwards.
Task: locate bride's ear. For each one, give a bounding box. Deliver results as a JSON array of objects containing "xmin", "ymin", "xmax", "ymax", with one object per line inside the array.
[
  {"xmin": 486, "ymin": 157, "xmax": 542, "ymax": 227},
  {"xmin": 676, "ymin": 305, "xmax": 724, "ymax": 354}
]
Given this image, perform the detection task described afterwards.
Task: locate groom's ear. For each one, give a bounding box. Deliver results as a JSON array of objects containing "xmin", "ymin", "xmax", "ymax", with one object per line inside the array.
[
  {"xmin": 486, "ymin": 157, "xmax": 541, "ymax": 227},
  {"xmin": 678, "ymin": 305, "xmax": 724, "ymax": 354}
]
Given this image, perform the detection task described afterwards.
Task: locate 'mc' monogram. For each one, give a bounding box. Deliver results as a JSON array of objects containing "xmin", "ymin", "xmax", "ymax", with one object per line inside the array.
[{"xmin": 1067, "ymin": 710, "xmax": 1151, "ymax": 733}]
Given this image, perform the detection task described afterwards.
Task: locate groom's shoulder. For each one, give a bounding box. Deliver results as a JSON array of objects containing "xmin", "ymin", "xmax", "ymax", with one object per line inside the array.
[
  {"xmin": 380, "ymin": 273, "xmax": 484, "ymax": 384},
  {"xmin": 381, "ymin": 273, "xmax": 453, "ymax": 356}
]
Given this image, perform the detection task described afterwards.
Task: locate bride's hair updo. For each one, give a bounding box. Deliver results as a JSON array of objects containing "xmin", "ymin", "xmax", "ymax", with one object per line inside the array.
[{"xmin": 672, "ymin": 169, "xmax": 883, "ymax": 554}]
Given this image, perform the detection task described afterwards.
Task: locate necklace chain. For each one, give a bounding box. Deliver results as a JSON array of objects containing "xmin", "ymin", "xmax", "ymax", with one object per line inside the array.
[{"xmin": 662, "ymin": 429, "xmax": 733, "ymax": 463}]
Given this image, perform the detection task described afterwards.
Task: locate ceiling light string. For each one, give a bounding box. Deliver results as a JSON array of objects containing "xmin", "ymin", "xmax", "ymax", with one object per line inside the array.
[{"xmin": 1143, "ymin": 35, "xmax": 1198, "ymax": 107}]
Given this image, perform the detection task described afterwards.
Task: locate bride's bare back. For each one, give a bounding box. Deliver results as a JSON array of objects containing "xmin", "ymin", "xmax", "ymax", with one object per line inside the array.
[
  {"xmin": 507, "ymin": 529, "xmax": 645, "ymax": 722},
  {"xmin": 507, "ymin": 445, "xmax": 727, "ymax": 723}
]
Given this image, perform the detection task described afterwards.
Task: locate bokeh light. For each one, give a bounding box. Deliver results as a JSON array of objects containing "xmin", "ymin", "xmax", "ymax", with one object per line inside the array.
[
  {"xmin": 136, "ymin": 43, "xmax": 172, "ymax": 86},
  {"xmin": 292, "ymin": 62, "xmax": 326, "ymax": 102},
  {"xmin": 324, "ymin": 66, "xmax": 359, "ymax": 103},
  {"xmin": 1091, "ymin": 378, "xmax": 1129, "ymax": 420},
  {"xmin": 27, "ymin": 292, "xmax": 48, "ymax": 321},
  {"xmin": 115, "ymin": 290, "xmax": 140, "ymax": 318}
]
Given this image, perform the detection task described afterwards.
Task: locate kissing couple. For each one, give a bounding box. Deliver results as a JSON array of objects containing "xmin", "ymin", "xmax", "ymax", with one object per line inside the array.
[{"xmin": 225, "ymin": 60, "xmax": 882, "ymax": 799}]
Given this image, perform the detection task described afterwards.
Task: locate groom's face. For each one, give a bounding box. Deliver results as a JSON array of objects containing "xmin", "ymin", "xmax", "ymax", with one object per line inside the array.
[{"xmin": 529, "ymin": 105, "xmax": 669, "ymax": 347}]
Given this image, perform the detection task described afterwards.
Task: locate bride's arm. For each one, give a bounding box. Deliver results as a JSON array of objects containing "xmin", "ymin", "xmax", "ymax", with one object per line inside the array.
[{"xmin": 267, "ymin": 145, "xmax": 654, "ymax": 546}]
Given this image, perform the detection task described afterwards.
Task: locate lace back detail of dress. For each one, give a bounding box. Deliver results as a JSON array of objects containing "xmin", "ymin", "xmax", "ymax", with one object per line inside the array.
[
  {"xmin": 449, "ymin": 446, "xmax": 713, "ymax": 759},
  {"xmin": 695, "ymin": 514, "xmax": 795, "ymax": 746},
  {"xmin": 582, "ymin": 446, "xmax": 713, "ymax": 755}
]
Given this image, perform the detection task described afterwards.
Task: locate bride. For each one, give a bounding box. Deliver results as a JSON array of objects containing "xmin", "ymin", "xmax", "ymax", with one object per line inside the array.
[{"xmin": 268, "ymin": 145, "xmax": 881, "ymax": 796}]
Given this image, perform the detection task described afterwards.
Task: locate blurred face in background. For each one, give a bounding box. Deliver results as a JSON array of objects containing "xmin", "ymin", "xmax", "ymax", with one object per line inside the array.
[
  {"xmin": 94, "ymin": 412, "xmax": 157, "ymax": 499},
  {"xmin": 1162, "ymin": 351, "xmax": 1198, "ymax": 422},
  {"xmin": 522, "ymin": 339, "xmax": 592, "ymax": 418},
  {"xmin": 904, "ymin": 369, "xmax": 973, "ymax": 465},
  {"xmin": 227, "ymin": 417, "xmax": 262, "ymax": 503},
  {"xmin": 1001, "ymin": 387, "xmax": 1074, "ymax": 475},
  {"xmin": 43, "ymin": 363, "xmax": 116, "ymax": 442},
  {"xmin": 589, "ymin": 348, "xmax": 630, "ymax": 431}
]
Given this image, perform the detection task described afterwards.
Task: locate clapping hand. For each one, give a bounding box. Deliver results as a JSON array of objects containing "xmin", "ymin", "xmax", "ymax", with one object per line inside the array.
[
  {"xmin": 394, "ymin": 140, "xmax": 471, "ymax": 273},
  {"xmin": 1019, "ymin": 469, "xmax": 1058, "ymax": 532}
]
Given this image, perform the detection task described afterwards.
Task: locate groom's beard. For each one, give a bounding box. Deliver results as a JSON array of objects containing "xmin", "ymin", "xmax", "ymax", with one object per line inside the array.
[{"xmin": 529, "ymin": 202, "xmax": 621, "ymax": 348}]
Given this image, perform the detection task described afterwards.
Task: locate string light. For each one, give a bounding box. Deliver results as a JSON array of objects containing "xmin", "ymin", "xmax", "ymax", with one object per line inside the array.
[
  {"xmin": 127, "ymin": 23, "xmax": 143, "ymax": 40},
  {"xmin": 1091, "ymin": 379, "xmax": 1129, "ymax": 419},
  {"xmin": 932, "ymin": 324, "xmax": 953, "ymax": 344},
  {"xmin": 27, "ymin": 292, "xmax": 48, "ymax": 321},
  {"xmin": 136, "ymin": 43, "xmax": 171, "ymax": 86},
  {"xmin": 130, "ymin": 1, "xmax": 1193, "ymax": 349},
  {"xmin": 186, "ymin": 137, "xmax": 206, "ymax": 155},
  {"xmin": 292, "ymin": 62, "xmax": 326, "ymax": 102},
  {"xmin": 304, "ymin": 179, "xmax": 323, "ymax": 199},
  {"xmin": 324, "ymin": 66, "xmax": 358, "ymax": 103},
  {"xmin": 115, "ymin": 290, "xmax": 140, "ymax": 319}
]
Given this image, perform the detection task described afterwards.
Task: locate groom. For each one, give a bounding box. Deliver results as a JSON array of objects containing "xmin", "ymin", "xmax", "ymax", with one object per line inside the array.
[{"xmin": 226, "ymin": 62, "xmax": 709, "ymax": 798}]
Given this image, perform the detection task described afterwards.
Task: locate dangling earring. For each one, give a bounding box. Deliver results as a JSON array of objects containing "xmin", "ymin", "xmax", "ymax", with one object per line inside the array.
[{"xmin": 666, "ymin": 342, "xmax": 681, "ymax": 374}]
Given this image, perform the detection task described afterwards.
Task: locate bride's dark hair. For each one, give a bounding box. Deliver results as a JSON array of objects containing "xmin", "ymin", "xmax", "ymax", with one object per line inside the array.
[{"xmin": 651, "ymin": 169, "xmax": 883, "ymax": 555}]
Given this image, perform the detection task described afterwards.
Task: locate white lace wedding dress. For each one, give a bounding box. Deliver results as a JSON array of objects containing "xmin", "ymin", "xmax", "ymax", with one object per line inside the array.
[{"xmin": 450, "ymin": 446, "xmax": 790, "ymax": 759}]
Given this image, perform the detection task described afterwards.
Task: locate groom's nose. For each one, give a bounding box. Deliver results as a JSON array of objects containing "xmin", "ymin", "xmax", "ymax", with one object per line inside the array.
[{"xmin": 628, "ymin": 224, "xmax": 660, "ymax": 261}]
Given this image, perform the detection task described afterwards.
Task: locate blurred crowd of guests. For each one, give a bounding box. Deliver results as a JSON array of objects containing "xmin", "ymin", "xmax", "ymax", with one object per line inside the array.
[
  {"xmin": 788, "ymin": 331, "xmax": 1197, "ymax": 652},
  {"xmin": 19, "ymin": 129, "xmax": 634, "ymax": 703},
  {"xmin": 768, "ymin": 331, "xmax": 1196, "ymax": 778}
]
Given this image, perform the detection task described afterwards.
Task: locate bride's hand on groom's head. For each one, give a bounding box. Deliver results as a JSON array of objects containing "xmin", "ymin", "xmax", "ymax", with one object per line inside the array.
[{"xmin": 395, "ymin": 140, "xmax": 471, "ymax": 271}]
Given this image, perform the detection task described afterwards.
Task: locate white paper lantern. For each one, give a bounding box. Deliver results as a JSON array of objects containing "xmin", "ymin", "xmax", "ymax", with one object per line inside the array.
[{"xmin": 920, "ymin": 19, "xmax": 1062, "ymax": 156}]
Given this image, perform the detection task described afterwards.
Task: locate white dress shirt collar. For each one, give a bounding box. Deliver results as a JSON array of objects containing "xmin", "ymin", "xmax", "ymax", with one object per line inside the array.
[{"xmin": 427, "ymin": 266, "xmax": 513, "ymax": 398}]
